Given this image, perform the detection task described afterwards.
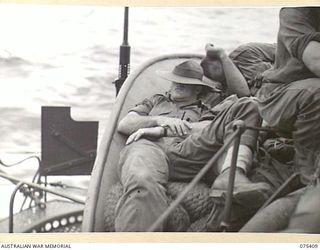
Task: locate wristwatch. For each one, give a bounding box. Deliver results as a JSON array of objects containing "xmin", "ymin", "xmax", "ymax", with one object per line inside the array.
[{"xmin": 159, "ymin": 124, "xmax": 169, "ymax": 137}]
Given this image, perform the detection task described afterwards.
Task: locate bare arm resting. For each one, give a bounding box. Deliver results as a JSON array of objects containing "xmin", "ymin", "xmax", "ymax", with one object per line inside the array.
[
  {"xmin": 302, "ymin": 41, "xmax": 320, "ymax": 77},
  {"xmin": 117, "ymin": 112, "xmax": 158, "ymax": 135},
  {"xmin": 118, "ymin": 111, "xmax": 193, "ymax": 137},
  {"xmin": 118, "ymin": 111, "xmax": 211, "ymax": 145},
  {"xmin": 206, "ymin": 44, "xmax": 250, "ymax": 97}
]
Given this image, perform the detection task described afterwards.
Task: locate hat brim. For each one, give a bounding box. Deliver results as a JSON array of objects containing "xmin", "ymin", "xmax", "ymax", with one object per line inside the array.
[{"xmin": 156, "ymin": 70, "xmax": 221, "ymax": 91}]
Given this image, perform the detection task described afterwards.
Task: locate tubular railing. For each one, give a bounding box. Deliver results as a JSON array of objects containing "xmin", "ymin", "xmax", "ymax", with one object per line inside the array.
[
  {"xmin": 148, "ymin": 121, "xmax": 245, "ymax": 232},
  {"xmin": 0, "ymin": 172, "xmax": 85, "ymax": 233}
]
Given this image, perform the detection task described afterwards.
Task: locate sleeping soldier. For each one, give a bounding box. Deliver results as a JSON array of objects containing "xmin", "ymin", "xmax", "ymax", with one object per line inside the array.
[{"xmin": 114, "ymin": 59, "xmax": 272, "ymax": 232}]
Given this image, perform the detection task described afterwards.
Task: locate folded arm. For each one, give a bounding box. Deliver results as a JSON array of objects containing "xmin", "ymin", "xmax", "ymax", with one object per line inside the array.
[
  {"xmin": 279, "ymin": 8, "xmax": 320, "ymax": 78},
  {"xmin": 118, "ymin": 111, "xmax": 211, "ymax": 144},
  {"xmin": 302, "ymin": 41, "xmax": 320, "ymax": 77},
  {"xmin": 206, "ymin": 44, "xmax": 250, "ymax": 97}
]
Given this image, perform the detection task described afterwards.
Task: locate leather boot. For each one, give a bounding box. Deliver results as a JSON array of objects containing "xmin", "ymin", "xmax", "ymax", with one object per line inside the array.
[{"xmin": 211, "ymin": 168, "xmax": 273, "ymax": 210}]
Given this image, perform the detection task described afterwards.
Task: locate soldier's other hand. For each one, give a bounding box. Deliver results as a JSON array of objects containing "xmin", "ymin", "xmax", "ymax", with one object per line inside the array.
[
  {"xmin": 205, "ymin": 43, "xmax": 226, "ymax": 59},
  {"xmin": 125, "ymin": 127, "xmax": 165, "ymax": 145},
  {"xmin": 126, "ymin": 128, "xmax": 145, "ymax": 145}
]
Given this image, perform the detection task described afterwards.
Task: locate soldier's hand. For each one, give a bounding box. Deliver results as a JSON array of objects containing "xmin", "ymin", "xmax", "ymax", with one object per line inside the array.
[
  {"xmin": 205, "ymin": 43, "xmax": 227, "ymax": 60},
  {"xmin": 125, "ymin": 127, "xmax": 164, "ymax": 145},
  {"xmin": 157, "ymin": 117, "xmax": 192, "ymax": 137}
]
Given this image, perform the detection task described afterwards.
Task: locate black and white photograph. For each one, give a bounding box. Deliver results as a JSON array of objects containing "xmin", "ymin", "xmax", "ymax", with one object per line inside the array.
[{"xmin": 0, "ymin": 2, "xmax": 320, "ymax": 241}]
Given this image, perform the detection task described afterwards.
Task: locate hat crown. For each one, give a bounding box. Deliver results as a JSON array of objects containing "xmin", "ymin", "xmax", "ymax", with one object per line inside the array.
[{"xmin": 172, "ymin": 60, "xmax": 203, "ymax": 81}]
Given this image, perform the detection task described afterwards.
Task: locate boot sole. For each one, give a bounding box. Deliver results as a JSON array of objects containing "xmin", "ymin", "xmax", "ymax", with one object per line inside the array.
[{"xmin": 210, "ymin": 183, "xmax": 272, "ymax": 210}]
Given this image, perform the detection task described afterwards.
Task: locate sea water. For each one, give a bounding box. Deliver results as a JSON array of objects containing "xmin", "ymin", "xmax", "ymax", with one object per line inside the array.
[{"xmin": 0, "ymin": 4, "xmax": 280, "ymax": 221}]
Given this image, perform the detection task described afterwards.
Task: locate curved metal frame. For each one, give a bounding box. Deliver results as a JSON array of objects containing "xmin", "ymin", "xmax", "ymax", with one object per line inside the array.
[{"xmin": 9, "ymin": 182, "xmax": 24, "ymax": 233}]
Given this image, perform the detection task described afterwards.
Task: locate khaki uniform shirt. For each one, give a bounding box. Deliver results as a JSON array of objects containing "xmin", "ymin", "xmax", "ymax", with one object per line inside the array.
[{"xmin": 129, "ymin": 93, "xmax": 215, "ymax": 123}]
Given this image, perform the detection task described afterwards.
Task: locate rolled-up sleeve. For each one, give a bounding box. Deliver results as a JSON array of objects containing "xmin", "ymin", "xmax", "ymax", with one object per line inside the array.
[
  {"xmin": 280, "ymin": 7, "xmax": 320, "ymax": 60},
  {"xmin": 129, "ymin": 98, "xmax": 154, "ymax": 115},
  {"xmin": 128, "ymin": 94, "xmax": 164, "ymax": 116}
]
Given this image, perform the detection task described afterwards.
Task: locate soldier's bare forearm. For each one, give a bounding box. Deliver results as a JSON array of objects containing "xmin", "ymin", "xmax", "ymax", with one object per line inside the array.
[
  {"xmin": 118, "ymin": 111, "xmax": 211, "ymax": 138},
  {"xmin": 117, "ymin": 112, "xmax": 159, "ymax": 135},
  {"xmin": 302, "ymin": 41, "xmax": 320, "ymax": 77}
]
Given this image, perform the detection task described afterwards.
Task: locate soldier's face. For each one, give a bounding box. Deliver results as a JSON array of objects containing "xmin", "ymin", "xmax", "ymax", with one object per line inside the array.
[{"xmin": 169, "ymin": 82, "xmax": 201, "ymax": 102}]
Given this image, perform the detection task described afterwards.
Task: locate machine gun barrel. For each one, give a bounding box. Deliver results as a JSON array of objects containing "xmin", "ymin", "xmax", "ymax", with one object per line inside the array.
[{"xmin": 114, "ymin": 7, "xmax": 130, "ymax": 95}]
